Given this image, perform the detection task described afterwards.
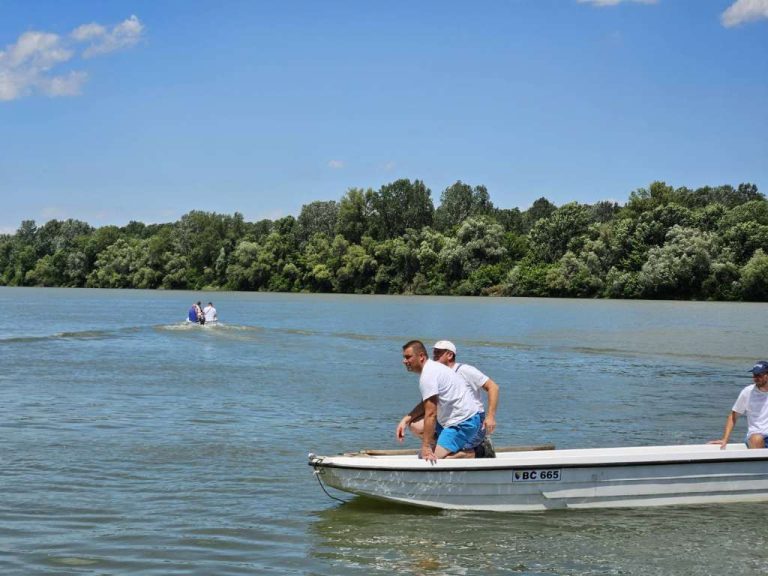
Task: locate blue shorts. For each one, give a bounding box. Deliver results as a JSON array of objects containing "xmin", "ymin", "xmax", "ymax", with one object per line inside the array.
[
  {"xmin": 435, "ymin": 413, "xmax": 484, "ymax": 453},
  {"xmin": 461, "ymin": 412, "xmax": 486, "ymax": 450}
]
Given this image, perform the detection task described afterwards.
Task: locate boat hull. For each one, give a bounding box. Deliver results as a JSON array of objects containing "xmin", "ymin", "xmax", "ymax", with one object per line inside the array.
[{"xmin": 309, "ymin": 444, "xmax": 768, "ymax": 511}]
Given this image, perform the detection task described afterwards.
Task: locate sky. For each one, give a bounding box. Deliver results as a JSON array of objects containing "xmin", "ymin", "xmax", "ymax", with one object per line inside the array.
[{"xmin": 1, "ymin": 0, "xmax": 767, "ymax": 234}]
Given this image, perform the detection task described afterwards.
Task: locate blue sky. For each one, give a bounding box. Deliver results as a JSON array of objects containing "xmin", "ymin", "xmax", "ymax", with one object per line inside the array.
[{"xmin": 1, "ymin": 0, "xmax": 766, "ymax": 233}]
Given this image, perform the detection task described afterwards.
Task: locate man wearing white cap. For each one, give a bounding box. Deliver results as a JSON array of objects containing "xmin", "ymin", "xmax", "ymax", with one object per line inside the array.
[
  {"xmin": 433, "ymin": 339, "xmax": 498, "ymax": 435},
  {"xmin": 709, "ymin": 360, "xmax": 768, "ymax": 449},
  {"xmin": 397, "ymin": 340, "xmax": 499, "ymax": 458}
]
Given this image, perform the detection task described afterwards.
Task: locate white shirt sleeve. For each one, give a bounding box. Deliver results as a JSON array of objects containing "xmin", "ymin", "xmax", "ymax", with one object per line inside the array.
[
  {"xmin": 732, "ymin": 386, "xmax": 752, "ymax": 414},
  {"xmin": 419, "ymin": 362, "xmax": 440, "ymax": 401}
]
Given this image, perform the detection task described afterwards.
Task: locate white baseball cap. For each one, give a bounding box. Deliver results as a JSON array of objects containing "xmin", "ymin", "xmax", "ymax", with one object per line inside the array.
[{"xmin": 433, "ymin": 340, "xmax": 456, "ymax": 354}]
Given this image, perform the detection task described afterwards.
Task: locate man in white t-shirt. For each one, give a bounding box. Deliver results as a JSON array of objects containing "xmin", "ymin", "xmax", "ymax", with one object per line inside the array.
[
  {"xmin": 203, "ymin": 302, "xmax": 217, "ymax": 323},
  {"xmin": 709, "ymin": 360, "xmax": 768, "ymax": 449},
  {"xmin": 396, "ymin": 340, "xmax": 484, "ymax": 462},
  {"xmin": 404, "ymin": 340, "xmax": 499, "ymax": 458}
]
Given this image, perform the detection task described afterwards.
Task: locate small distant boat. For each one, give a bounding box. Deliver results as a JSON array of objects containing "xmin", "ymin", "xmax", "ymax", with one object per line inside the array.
[
  {"xmin": 184, "ymin": 319, "xmax": 219, "ymax": 327},
  {"xmin": 308, "ymin": 443, "xmax": 768, "ymax": 511}
]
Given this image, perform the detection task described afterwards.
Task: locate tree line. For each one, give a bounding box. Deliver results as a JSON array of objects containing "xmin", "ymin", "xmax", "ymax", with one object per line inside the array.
[{"xmin": 2, "ymin": 179, "xmax": 768, "ymax": 301}]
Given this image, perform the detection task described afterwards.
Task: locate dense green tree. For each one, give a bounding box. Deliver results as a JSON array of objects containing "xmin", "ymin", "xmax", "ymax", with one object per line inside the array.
[
  {"xmin": 405, "ymin": 228, "xmax": 448, "ymax": 294},
  {"xmin": 299, "ymin": 233, "xmax": 334, "ymax": 292},
  {"xmin": 522, "ymin": 197, "xmax": 556, "ymax": 231},
  {"xmin": 721, "ymin": 222, "xmax": 768, "ymax": 264},
  {"xmin": 740, "ymin": 249, "xmax": 768, "ymax": 301},
  {"xmin": 336, "ymin": 188, "xmax": 373, "ymax": 244},
  {"xmin": 493, "ymin": 207, "xmax": 525, "ymax": 234},
  {"xmin": 674, "ymin": 183, "xmax": 763, "ymax": 209},
  {"xmin": 624, "ymin": 181, "xmax": 675, "ymax": 216},
  {"xmin": 693, "ymin": 204, "xmax": 727, "ymax": 232},
  {"xmin": 637, "ymin": 226, "xmax": 719, "ymax": 299},
  {"xmin": 528, "ymin": 202, "xmax": 592, "ymax": 263},
  {"xmin": 371, "ymin": 236, "xmax": 416, "ymax": 294},
  {"xmin": 603, "ymin": 268, "xmax": 642, "ymax": 299},
  {"xmin": 503, "ymin": 258, "xmax": 556, "ymax": 297},
  {"xmin": 433, "ymin": 181, "xmax": 494, "ymax": 232},
  {"xmin": 297, "ymin": 201, "xmax": 339, "ymax": 244},
  {"xmin": 336, "ymin": 243, "xmax": 376, "ymax": 293},
  {"xmin": 590, "ymin": 201, "xmax": 620, "ymax": 223},
  {"xmin": 86, "ymin": 238, "xmax": 157, "ymax": 288},
  {"xmin": 225, "ymin": 241, "xmax": 267, "ymax": 290},
  {"xmin": 25, "ymin": 254, "xmax": 60, "ymax": 286},
  {"xmin": 546, "ymin": 251, "xmax": 604, "ymax": 298},
  {"xmin": 368, "ymin": 179, "xmax": 434, "ymax": 240},
  {"xmin": 165, "ymin": 211, "xmax": 248, "ymax": 288},
  {"xmin": 439, "ymin": 218, "xmax": 506, "ymax": 289}
]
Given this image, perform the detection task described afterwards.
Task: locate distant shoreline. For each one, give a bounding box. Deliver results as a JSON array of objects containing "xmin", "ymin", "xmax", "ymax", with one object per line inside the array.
[{"xmin": 2, "ymin": 180, "xmax": 766, "ymax": 301}]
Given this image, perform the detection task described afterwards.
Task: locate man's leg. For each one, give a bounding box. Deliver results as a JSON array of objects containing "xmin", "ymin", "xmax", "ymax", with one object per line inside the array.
[
  {"xmin": 433, "ymin": 444, "xmax": 475, "ymax": 459},
  {"xmin": 433, "ymin": 415, "xmax": 483, "ymax": 459},
  {"xmin": 747, "ymin": 433, "xmax": 766, "ymax": 448},
  {"xmin": 408, "ymin": 417, "xmax": 425, "ymax": 439}
]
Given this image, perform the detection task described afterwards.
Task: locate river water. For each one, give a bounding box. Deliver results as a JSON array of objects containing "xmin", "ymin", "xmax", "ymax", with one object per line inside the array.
[{"xmin": 1, "ymin": 287, "xmax": 766, "ymax": 575}]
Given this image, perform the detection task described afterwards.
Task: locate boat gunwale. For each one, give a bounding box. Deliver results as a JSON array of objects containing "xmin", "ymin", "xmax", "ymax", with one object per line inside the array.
[{"xmin": 309, "ymin": 445, "xmax": 768, "ymax": 473}]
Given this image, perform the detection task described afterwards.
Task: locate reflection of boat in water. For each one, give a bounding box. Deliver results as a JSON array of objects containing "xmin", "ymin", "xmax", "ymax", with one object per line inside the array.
[{"xmin": 309, "ymin": 443, "xmax": 768, "ymax": 512}]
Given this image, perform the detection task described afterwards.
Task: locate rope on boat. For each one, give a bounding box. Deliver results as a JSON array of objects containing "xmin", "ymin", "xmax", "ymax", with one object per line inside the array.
[{"xmin": 310, "ymin": 455, "xmax": 350, "ymax": 504}]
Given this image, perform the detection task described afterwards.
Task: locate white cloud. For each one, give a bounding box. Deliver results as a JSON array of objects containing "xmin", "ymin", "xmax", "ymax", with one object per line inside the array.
[
  {"xmin": 71, "ymin": 23, "xmax": 107, "ymax": 42},
  {"xmin": 74, "ymin": 15, "xmax": 144, "ymax": 58},
  {"xmin": 0, "ymin": 31, "xmax": 74, "ymax": 100},
  {"xmin": 721, "ymin": 0, "xmax": 768, "ymax": 27},
  {"xmin": 328, "ymin": 160, "xmax": 345, "ymax": 169},
  {"xmin": 0, "ymin": 15, "xmax": 142, "ymax": 102},
  {"xmin": 577, "ymin": 0, "xmax": 657, "ymax": 6}
]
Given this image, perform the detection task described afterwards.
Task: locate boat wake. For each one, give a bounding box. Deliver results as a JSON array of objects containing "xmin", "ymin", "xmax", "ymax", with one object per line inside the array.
[{"xmin": 0, "ymin": 326, "xmax": 143, "ymax": 345}]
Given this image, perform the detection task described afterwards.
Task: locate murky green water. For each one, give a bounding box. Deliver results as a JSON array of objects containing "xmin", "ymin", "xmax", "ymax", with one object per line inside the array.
[{"xmin": 1, "ymin": 287, "xmax": 766, "ymax": 575}]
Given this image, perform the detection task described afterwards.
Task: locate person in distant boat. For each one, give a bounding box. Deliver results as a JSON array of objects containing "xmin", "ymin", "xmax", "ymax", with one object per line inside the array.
[
  {"xmin": 195, "ymin": 301, "xmax": 205, "ymax": 325},
  {"xmin": 709, "ymin": 360, "xmax": 768, "ymax": 449},
  {"xmin": 402, "ymin": 340, "xmax": 498, "ymax": 457},
  {"xmin": 203, "ymin": 302, "xmax": 217, "ymax": 323},
  {"xmin": 188, "ymin": 302, "xmax": 200, "ymax": 323},
  {"xmin": 396, "ymin": 340, "xmax": 489, "ymax": 462}
]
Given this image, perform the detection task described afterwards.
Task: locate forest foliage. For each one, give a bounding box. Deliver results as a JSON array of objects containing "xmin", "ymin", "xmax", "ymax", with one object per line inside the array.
[{"xmin": 2, "ymin": 179, "xmax": 768, "ymax": 300}]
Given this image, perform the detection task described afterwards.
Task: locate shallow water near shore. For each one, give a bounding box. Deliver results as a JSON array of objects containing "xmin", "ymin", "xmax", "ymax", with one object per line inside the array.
[{"xmin": 1, "ymin": 287, "xmax": 767, "ymax": 575}]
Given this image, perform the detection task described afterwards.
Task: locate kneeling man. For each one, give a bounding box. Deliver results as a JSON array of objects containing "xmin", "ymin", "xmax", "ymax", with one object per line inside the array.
[
  {"xmin": 396, "ymin": 340, "xmax": 482, "ymax": 462},
  {"xmin": 710, "ymin": 360, "xmax": 768, "ymax": 449}
]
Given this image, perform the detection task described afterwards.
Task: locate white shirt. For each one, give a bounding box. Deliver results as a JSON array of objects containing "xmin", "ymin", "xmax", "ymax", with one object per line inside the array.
[
  {"xmin": 453, "ymin": 363, "xmax": 490, "ymax": 414},
  {"xmin": 203, "ymin": 305, "xmax": 217, "ymax": 322},
  {"xmin": 733, "ymin": 384, "xmax": 768, "ymax": 435},
  {"xmin": 419, "ymin": 359, "xmax": 478, "ymax": 427}
]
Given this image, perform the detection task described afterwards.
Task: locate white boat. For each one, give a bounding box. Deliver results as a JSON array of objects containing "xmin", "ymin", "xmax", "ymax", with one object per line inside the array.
[
  {"xmin": 184, "ymin": 319, "xmax": 219, "ymax": 327},
  {"xmin": 308, "ymin": 443, "xmax": 768, "ymax": 511}
]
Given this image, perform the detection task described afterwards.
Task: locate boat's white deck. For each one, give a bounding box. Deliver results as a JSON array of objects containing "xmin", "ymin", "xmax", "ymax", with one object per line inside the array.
[{"xmin": 314, "ymin": 443, "xmax": 768, "ymax": 470}]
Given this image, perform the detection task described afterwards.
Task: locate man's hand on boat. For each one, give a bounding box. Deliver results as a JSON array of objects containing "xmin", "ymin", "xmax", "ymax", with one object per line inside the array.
[
  {"xmin": 395, "ymin": 417, "xmax": 409, "ymax": 443},
  {"xmin": 420, "ymin": 443, "xmax": 437, "ymax": 463},
  {"xmin": 707, "ymin": 438, "xmax": 727, "ymax": 450}
]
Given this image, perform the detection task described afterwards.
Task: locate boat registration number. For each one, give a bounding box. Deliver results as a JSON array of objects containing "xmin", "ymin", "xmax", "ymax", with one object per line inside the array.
[{"xmin": 512, "ymin": 468, "xmax": 561, "ymax": 482}]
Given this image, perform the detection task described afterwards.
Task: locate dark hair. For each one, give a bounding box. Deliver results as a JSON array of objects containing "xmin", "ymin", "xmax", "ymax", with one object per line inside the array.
[{"xmin": 403, "ymin": 340, "xmax": 427, "ymax": 356}]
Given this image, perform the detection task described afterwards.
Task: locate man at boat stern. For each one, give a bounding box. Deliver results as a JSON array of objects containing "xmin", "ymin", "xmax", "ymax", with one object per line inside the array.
[
  {"xmin": 709, "ymin": 360, "xmax": 768, "ymax": 449},
  {"xmin": 396, "ymin": 340, "xmax": 485, "ymax": 462}
]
